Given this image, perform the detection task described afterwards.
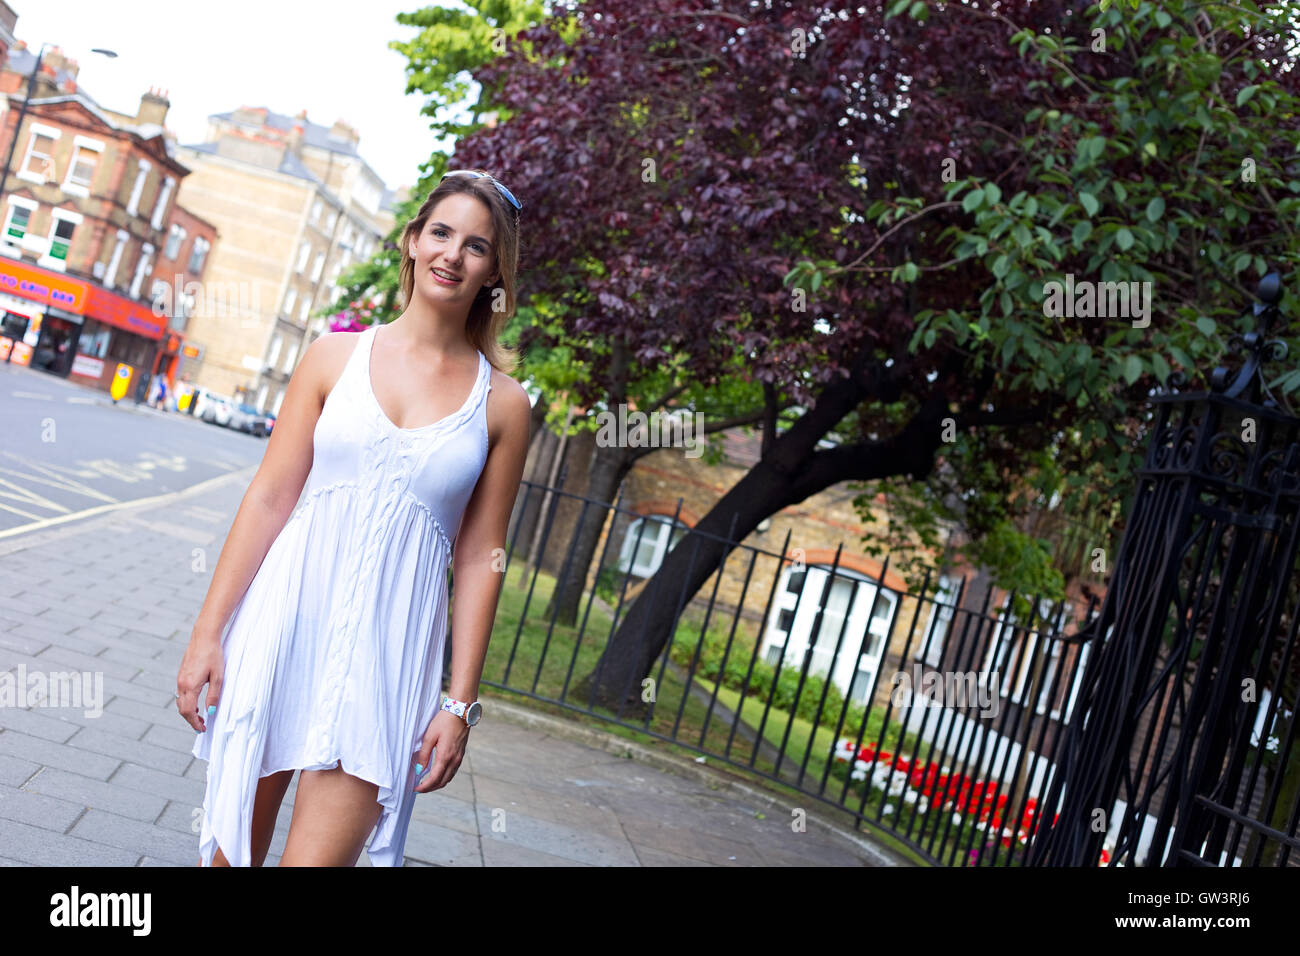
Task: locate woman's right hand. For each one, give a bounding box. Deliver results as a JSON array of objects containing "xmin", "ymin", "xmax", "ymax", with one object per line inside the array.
[{"xmin": 177, "ymin": 630, "xmax": 225, "ymax": 733}]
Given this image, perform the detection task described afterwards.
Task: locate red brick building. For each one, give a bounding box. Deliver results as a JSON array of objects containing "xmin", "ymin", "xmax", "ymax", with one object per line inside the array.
[{"xmin": 0, "ymin": 35, "xmax": 216, "ymax": 400}]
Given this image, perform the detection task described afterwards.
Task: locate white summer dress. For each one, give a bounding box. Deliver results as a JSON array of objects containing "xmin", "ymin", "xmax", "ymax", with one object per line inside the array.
[{"xmin": 191, "ymin": 323, "xmax": 492, "ymax": 866}]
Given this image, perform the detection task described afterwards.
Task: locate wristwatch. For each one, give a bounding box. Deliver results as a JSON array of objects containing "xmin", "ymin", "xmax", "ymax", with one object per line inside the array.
[{"xmin": 441, "ymin": 695, "xmax": 482, "ymax": 727}]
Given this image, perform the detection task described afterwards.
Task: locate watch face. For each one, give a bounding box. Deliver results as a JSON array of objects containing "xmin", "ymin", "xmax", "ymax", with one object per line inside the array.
[{"xmin": 466, "ymin": 701, "xmax": 482, "ymax": 726}]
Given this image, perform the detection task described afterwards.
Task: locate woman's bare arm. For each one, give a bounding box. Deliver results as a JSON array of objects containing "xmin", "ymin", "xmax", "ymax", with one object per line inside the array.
[
  {"xmin": 176, "ymin": 331, "xmax": 348, "ymax": 731},
  {"xmin": 444, "ymin": 372, "xmax": 534, "ymax": 705}
]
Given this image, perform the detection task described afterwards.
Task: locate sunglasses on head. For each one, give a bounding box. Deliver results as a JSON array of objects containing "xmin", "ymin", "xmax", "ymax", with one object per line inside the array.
[{"xmin": 440, "ymin": 169, "xmax": 522, "ymax": 213}]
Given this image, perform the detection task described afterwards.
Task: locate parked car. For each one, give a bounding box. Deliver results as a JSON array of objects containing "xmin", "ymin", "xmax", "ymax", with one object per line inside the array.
[
  {"xmin": 237, "ymin": 403, "xmax": 273, "ymax": 437},
  {"xmin": 193, "ymin": 389, "xmax": 223, "ymax": 423},
  {"xmin": 223, "ymin": 401, "xmax": 252, "ymax": 433},
  {"xmin": 196, "ymin": 391, "xmax": 237, "ymax": 428}
]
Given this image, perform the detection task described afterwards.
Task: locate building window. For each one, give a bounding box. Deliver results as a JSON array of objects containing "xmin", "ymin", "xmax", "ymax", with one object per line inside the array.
[
  {"xmin": 617, "ymin": 514, "xmax": 688, "ymax": 579},
  {"xmin": 2, "ymin": 198, "xmax": 37, "ymax": 254},
  {"xmin": 982, "ymin": 595, "xmax": 1063, "ymax": 709},
  {"xmin": 282, "ymin": 341, "xmax": 298, "ymax": 373},
  {"xmin": 18, "ymin": 123, "xmax": 61, "ymax": 184},
  {"xmin": 150, "ymin": 176, "xmax": 176, "ymax": 230},
  {"xmin": 266, "ymin": 334, "xmax": 282, "ymax": 369},
  {"xmin": 296, "ymin": 241, "xmax": 310, "ymax": 273},
  {"xmin": 761, "ymin": 563, "xmax": 898, "ymax": 705},
  {"xmin": 187, "ymin": 237, "xmax": 209, "ymax": 273},
  {"xmin": 299, "ymin": 299, "xmax": 311, "ymax": 322},
  {"xmin": 61, "ymin": 136, "xmax": 104, "ymax": 196},
  {"xmin": 163, "ymin": 224, "xmax": 186, "ymax": 260},
  {"xmin": 44, "ymin": 210, "xmax": 82, "ymax": 266},
  {"xmin": 311, "ymin": 199, "xmax": 322, "ymax": 222},
  {"xmin": 916, "ymin": 574, "xmax": 958, "ymax": 667},
  {"xmin": 311, "ymin": 250, "xmax": 325, "ymax": 281},
  {"xmin": 125, "ymin": 160, "xmax": 151, "ymax": 216},
  {"xmin": 129, "ymin": 243, "xmax": 155, "ymax": 299},
  {"xmin": 325, "ymin": 210, "xmax": 337, "ymax": 232},
  {"xmin": 75, "ymin": 318, "xmax": 111, "ymax": 359}
]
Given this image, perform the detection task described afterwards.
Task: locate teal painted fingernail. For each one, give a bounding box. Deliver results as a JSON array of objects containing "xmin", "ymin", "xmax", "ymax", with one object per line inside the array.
[
  {"xmin": 415, "ymin": 763, "xmax": 423, "ymax": 775},
  {"xmin": 207, "ymin": 704, "xmax": 217, "ymax": 717}
]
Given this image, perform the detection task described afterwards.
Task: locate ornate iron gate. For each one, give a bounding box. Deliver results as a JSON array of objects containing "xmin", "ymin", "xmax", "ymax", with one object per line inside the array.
[{"xmin": 1028, "ymin": 274, "xmax": 1300, "ymax": 866}]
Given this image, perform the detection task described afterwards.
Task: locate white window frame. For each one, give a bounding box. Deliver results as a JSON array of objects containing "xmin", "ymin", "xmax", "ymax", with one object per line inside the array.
[
  {"xmin": 298, "ymin": 299, "xmax": 311, "ymax": 322},
  {"xmin": 311, "ymin": 250, "xmax": 325, "ymax": 281},
  {"xmin": 61, "ymin": 134, "xmax": 105, "ymax": 197},
  {"xmin": 129, "ymin": 242, "xmax": 155, "ymax": 299},
  {"xmin": 17, "ymin": 122, "xmax": 61, "ymax": 185},
  {"xmin": 126, "ymin": 160, "xmax": 151, "ymax": 216},
  {"xmin": 104, "ymin": 229, "xmax": 129, "ymax": 288},
  {"xmin": 981, "ymin": 595, "xmax": 1060, "ymax": 707},
  {"xmin": 311, "ymin": 199, "xmax": 322, "ymax": 222},
  {"xmin": 296, "ymin": 241, "xmax": 310, "ymax": 273},
  {"xmin": 1, "ymin": 196, "xmax": 39, "ymax": 255},
  {"xmin": 43, "ymin": 208, "xmax": 83, "ymax": 265},
  {"xmin": 761, "ymin": 563, "xmax": 897, "ymax": 704},
  {"xmin": 187, "ymin": 236, "xmax": 209, "ymax": 273},
  {"xmin": 617, "ymin": 515, "xmax": 687, "ymax": 578},
  {"xmin": 266, "ymin": 333, "xmax": 282, "ymax": 370},
  {"xmin": 281, "ymin": 341, "xmax": 299, "ymax": 373},
  {"xmin": 282, "ymin": 287, "xmax": 297, "ymax": 318},
  {"xmin": 150, "ymin": 175, "xmax": 176, "ymax": 230},
  {"xmin": 915, "ymin": 574, "xmax": 958, "ymax": 666},
  {"xmin": 163, "ymin": 223, "xmax": 186, "ymax": 260},
  {"xmin": 272, "ymin": 387, "xmax": 286, "ymax": 416}
]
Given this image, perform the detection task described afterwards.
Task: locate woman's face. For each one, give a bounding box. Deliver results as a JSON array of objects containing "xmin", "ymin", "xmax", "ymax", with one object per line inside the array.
[{"xmin": 408, "ymin": 193, "xmax": 499, "ymax": 305}]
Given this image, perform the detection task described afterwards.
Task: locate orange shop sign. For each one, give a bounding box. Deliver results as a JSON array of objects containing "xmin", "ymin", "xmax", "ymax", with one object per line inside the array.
[
  {"xmin": 83, "ymin": 286, "xmax": 167, "ymax": 339},
  {"xmin": 0, "ymin": 259, "xmax": 86, "ymax": 312}
]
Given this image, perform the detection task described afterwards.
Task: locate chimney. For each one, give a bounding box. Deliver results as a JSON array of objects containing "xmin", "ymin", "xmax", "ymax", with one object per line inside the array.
[
  {"xmin": 232, "ymin": 105, "xmax": 268, "ymax": 126},
  {"xmin": 287, "ymin": 121, "xmax": 305, "ymax": 157},
  {"xmin": 137, "ymin": 86, "xmax": 170, "ymax": 127},
  {"xmin": 30, "ymin": 45, "xmax": 78, "ymax": 99},
  {"xmin": 328, "ymin": 118, "xmax": 359, "ymax": 147}
]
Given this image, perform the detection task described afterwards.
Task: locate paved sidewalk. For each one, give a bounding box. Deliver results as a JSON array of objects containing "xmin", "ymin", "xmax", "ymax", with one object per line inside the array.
[{"xmin": 0, "ymin": 466, "xmax": 900, "ymax": 866}]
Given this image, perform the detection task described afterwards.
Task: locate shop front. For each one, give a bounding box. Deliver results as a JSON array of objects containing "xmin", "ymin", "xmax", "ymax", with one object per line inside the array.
[{"xmin": 0, "ymin": 257, "xmax": 176, "ymax": 401}]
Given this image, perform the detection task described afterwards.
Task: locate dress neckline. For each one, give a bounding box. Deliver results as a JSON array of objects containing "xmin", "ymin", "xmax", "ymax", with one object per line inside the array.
[{"xmin": 363, "ymin": 323, "xmax": 486, "ymax": 435}]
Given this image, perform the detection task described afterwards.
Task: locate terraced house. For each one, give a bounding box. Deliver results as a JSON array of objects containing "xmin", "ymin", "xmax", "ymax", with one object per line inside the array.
[{"xmin": 0, "ymin": 33, "xmax": 216, "ymax": 400}]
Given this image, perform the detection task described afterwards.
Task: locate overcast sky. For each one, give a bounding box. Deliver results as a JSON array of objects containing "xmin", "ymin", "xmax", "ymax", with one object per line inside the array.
[{"xmin": 11, "ymin": 0, "xmax": 465, "ymax": 191}]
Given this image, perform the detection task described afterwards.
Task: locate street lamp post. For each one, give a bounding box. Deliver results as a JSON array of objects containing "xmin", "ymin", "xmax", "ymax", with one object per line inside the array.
[{"xmin": 0, "ymin": 42, "xmax": 117, "ymax": 211}]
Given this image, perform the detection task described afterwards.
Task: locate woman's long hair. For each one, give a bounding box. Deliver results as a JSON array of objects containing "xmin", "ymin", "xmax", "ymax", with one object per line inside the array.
[{"xmin": 396, "ymin": 169, "xmax": 521, "ymax": 375}]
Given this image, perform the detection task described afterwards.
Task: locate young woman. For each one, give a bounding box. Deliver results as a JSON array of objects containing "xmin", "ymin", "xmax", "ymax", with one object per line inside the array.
[{"xmin": 175, "ymin": 169, "xmax": 532, "ymax": 866}]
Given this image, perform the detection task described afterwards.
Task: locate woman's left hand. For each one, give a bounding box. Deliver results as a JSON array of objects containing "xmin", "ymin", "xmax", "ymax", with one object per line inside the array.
[{"xmin": 413, "ymin": 710, "xmax": 470, "ymax": 792}]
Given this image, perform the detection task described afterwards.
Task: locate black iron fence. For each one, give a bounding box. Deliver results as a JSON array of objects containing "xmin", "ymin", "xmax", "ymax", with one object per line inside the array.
[{"xmin": 474, "ymin": 472, "xmax": 1125, "ymax": 866}]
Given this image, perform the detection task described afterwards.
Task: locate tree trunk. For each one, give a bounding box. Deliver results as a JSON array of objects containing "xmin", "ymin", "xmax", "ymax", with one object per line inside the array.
[
  {"xmin": 544, "ymin": 443, "xmax": 634, "ymax": 625},
  {"xmin": 571, "ymin": 453, "xmax": 814, "ymax": 716},
  {"xmin": 569, "ymin": 349, "xmax": 955, "ymax": 716}
]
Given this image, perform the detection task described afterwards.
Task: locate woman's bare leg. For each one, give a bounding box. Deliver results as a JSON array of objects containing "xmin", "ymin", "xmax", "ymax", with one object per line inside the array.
[
  {"xmin": 200, "ymin": 769, "xmax": 295, "ymax": 866},
  {"xmin": 277, "ymin": 762, "xmax": 383, "ymax": 866}
]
